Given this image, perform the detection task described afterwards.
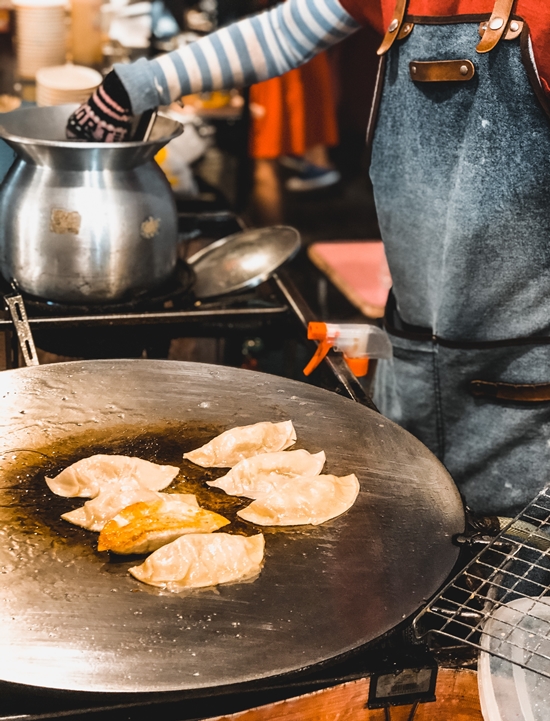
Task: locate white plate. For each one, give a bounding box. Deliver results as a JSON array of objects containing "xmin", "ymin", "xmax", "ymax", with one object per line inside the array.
[{"xmin": 36, "ymin": 64, "xmax": 101, "ymax": 90}]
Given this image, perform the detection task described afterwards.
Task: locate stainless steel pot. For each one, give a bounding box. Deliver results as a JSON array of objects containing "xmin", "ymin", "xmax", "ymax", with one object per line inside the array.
[{"xmin": 0, "ymin": 104, "xmax": 183, "ymax": 303}]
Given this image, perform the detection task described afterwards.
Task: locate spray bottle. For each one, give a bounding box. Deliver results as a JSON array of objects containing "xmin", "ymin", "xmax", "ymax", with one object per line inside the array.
[{"xmin": 303, "ymin": 322, "xmax": 392, "ymax": 377}]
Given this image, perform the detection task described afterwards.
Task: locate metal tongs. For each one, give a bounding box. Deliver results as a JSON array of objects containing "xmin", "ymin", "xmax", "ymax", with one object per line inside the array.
[{"xmin": 131, "ymin": 108, "xmax": 158, "ymax": 141}]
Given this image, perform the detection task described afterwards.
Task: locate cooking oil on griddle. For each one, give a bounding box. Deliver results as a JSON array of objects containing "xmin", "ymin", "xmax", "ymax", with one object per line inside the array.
[{"xmin": 6, "ymin": 422, "xmax": 307, "ymax": 566}]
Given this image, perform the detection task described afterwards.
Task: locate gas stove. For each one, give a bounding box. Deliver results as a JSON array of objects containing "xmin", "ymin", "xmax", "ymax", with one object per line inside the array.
[
  {"xmin": 0, "ymin": 211, "xmax": 373, "ymax": 405},
  {"xmin": 0, "ymin": 212, "xmax": 474, "ymax": 721}
]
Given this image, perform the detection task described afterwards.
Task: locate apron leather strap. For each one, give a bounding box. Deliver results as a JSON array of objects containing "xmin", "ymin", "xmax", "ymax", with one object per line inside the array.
[
  {"xmin": 476, "ymin": 0, "xmax": 515, "ymax": 54},
  {"xmin": 377, "ymin": 0, "xmax": 409, "ymax": 56},
  {"xmin": 470, "ymin": 380, "xmax": 550, "ymax": 403}
]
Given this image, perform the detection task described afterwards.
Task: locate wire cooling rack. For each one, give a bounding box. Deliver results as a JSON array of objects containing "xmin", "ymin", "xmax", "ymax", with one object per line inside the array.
[{"xmin": 413, "ymin": 485, "xmax": 550, "ymax": 680}]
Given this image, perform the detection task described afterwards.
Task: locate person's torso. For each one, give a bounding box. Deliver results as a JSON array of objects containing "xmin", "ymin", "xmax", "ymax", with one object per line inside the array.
[{"xmin": 363, "ymin": 3, "xmax": 550, "ymax": 341}]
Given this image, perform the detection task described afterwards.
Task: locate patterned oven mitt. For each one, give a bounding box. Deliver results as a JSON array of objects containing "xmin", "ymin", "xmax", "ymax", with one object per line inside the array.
[{"xmin": 66, "ymin": 70, "xmax": 133, "ymax": 142}]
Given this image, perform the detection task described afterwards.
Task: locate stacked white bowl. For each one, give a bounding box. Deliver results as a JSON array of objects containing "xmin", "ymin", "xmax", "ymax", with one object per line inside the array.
[
  {"xmin": 36, "ymin": 64, "xmax": 102, "ymax": 106},
  {"xmin": 14, "ymin": 0, "xmax": 68, "ymax": 81}
]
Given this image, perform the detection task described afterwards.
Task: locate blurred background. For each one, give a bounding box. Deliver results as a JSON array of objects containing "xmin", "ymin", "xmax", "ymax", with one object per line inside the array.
[{"xmin": 0, "ymin": 0, "xmax": 381, "ymax": 242}]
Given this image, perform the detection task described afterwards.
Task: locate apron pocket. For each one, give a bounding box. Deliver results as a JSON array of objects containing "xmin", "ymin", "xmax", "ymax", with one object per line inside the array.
[{"xmin": 437, "ymin": 343, "xmax": 550, "ymax": 516}]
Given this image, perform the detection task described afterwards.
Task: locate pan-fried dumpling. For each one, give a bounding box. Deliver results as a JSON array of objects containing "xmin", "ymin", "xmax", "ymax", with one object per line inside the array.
[
  {"xmin": 237, "ymin": 474, "xmax": 360, "ymax": 526},
  {"xmin": 62, "ymin": 480, "xmax": 197, "ymax": 532},
  {"xmin": 97, "ymin": 495, "xmax": 229, "ymax": 554},
  {"xmin": 46, "ymin": 455, "xmax": 179, "ymax": 498},
  {"xmin": 129, "ymin": 533, "xmax": 265, "ymax": 591},
  {"xmin": 207, "ymin": 450, "xmax": 326, "ymax": 498},
  {"xmin": 183, "ymin": 421, "xmax": 296, "ymax": 468}
]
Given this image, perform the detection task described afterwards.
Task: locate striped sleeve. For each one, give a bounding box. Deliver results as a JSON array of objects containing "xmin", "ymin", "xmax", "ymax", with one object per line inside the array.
[{"xmin": 115, "ymin": 0, "xmax": 361, "ymax": 115}]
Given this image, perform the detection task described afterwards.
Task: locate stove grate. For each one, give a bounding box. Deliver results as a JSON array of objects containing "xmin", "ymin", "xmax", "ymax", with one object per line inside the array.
[{"xmin": 414, "ymin": 485, "xmax": 550, "ymax": 680}]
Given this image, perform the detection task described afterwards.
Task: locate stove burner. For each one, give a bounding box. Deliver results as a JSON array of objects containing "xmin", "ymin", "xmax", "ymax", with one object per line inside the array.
[
  {"xmin": 0, "ymin": 260, "xmax": 195, "ymax": 316},
  {"xmin": 1, "ymin": 260, "xmax": 196, "ymax": 359}
]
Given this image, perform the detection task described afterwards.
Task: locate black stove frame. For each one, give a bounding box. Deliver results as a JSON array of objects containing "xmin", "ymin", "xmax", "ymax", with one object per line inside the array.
[
  {"xmin": 0, "ymin": 211, "xmax": 375, "ymax": 410},
  {"xmin": 0, "ymin": 213, "xmax": 450, "ymax": 720}
]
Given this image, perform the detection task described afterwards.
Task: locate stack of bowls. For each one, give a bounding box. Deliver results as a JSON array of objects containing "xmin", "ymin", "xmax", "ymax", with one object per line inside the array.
[
  {"xmin": 36, "ymin": 64, "xmax": 102, "ymax": 106},
  {"xmin": 14, "ymin": 0, "xmax": 68, "ymax": 81}
]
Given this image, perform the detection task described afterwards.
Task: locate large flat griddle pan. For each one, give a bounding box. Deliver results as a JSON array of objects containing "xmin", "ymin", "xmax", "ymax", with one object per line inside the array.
[{"xmin": 0, "ymin": 360, "xmax": 464, "ymax": 694}]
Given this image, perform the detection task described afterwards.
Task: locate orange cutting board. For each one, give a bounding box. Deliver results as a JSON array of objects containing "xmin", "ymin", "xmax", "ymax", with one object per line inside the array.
[{"xmin": 308, "ymin": 241, "xmax": 392, "ymax": 318}]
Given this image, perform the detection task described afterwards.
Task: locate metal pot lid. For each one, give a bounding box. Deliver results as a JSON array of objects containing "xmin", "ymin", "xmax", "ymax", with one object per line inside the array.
[
  {"xmin": 187, "ymin": 226, "xmax": 301, "ymax": 298},
  {"xmin": 0, "ymin": 360, "xmax": 464, "ymax": 694}
]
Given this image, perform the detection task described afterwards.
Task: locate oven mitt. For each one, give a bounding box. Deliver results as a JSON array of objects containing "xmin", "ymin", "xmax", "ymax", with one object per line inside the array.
[{"xmin": 66, "ymin": 71, "xmax": 133, "ymax": 142}]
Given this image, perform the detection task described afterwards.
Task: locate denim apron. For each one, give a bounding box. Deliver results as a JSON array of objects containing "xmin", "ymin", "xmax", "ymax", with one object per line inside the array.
[{"xmin": 370, "ymin": 17, "xmax": 550, "ymax": 516}]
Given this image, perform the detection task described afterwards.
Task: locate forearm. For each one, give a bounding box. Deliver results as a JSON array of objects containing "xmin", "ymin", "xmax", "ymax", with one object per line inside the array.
[{"xmin": 115, "ymin": 0, "xmax": 360, "ymax": 114}]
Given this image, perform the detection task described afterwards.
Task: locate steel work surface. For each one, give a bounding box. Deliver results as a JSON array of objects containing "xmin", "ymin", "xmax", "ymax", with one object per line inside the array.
[{"xmin": 0, "ymin": 360, "xmax": 464, "ymax": 694}]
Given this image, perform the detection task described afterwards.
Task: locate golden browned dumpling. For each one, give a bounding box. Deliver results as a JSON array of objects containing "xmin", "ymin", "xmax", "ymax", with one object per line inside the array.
[
  {"xmin": 237, "ymin": 474, "xmax": 360, "ymax": 526},
  {"xmin": 183, "ymin": 421, "xmax": 296, "ymax": 468},
  {"xmin": 207, "ymin": 450, "xmax": 325, "ymax": 498},
  {"xmin": 97, "ymin": 495, "xmax": 229, "ymax": 554},
  {"xmin": 61, "ymin": 481, "xmax": 196, "ymax": 533},
  {"xmin": 129, "ymin": 533, "xmax": 265, "ymax": 591},
  {"xmin": 46, "ymin": 455, "xmax": 179, "ymax": 498}
]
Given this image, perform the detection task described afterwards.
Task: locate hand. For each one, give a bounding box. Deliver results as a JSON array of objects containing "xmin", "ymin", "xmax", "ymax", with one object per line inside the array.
[{"xmin": 66, "ymin": 71, "xmax": 133, "ymax": 142}]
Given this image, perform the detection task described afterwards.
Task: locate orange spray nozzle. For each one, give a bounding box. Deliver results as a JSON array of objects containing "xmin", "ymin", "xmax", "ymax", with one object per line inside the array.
[
  {"xmin": 307, "ymin": 322, "xmax": 330, "ymax": 341},
  {"xmin": 303, "ymin": 322, "xmax": 337, "ymax": 376},
  {"xmin": 303, "ymin": 322, "xmax": 391, "ymax": 378},
  {"xmin": 303, "ymin": 337, "xmax": 332, "ymax": 376}
]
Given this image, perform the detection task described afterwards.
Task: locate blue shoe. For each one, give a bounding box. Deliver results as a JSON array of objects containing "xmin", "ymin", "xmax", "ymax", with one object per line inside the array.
[
  {"xmin": 279, "ymin": 155, "xmax": 309, "ymax": 173},
  {"xmin": 285, "ymin": 163, "xmax": 341, "ymax": 192}
]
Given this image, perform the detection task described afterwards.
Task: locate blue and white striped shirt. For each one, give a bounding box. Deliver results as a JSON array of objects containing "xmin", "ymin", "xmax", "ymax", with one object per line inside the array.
[{"xmin": 116, "ymin": 0, "xmax": 361, "ymax": 114}]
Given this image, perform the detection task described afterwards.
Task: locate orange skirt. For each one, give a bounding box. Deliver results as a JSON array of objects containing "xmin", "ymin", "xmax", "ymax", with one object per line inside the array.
[{"xmin": 248, "ymin": 51, "xmax": 339, "ymax": 160}]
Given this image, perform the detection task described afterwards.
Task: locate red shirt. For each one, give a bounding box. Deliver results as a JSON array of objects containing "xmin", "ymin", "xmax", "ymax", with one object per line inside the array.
[{"xmin": 339, "ymin": 1, "xmax": 550, "ymax": 96}]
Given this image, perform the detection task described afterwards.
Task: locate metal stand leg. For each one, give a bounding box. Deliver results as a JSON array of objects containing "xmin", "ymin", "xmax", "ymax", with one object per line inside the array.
[
  {"xmin": 1, "ymin": 315, "xmax": 18, "ymax": 369},
  {"xmin": 8, "ymin": 326, "xmax": 18, "ymax": 368},
  {"xmin": 3, "ymin": 294, "xmax": 38, "ymax": 367},
  {"xmin": 382, "ymin": 700, "xmax": 419, "ymax": 721}
]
